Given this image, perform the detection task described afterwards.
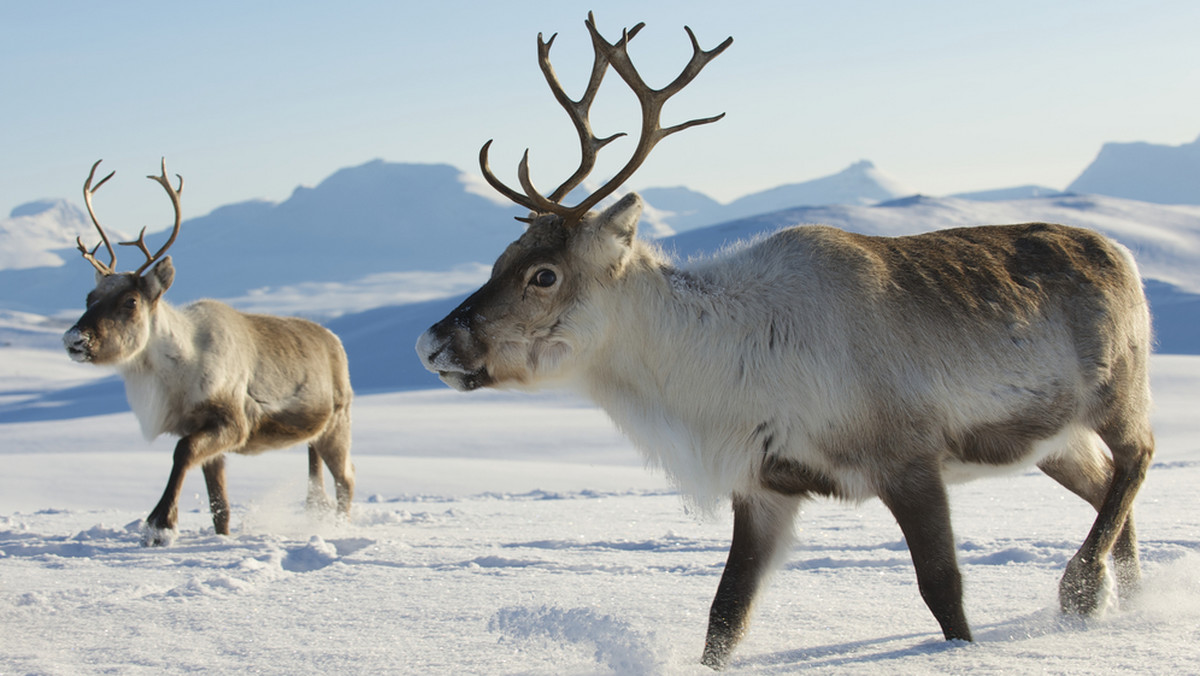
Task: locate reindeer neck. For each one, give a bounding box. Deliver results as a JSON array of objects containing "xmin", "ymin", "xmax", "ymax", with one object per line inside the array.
[
  {"xmin": 584, "ymin": 252, "xmax": 755, "ymax": 417},
  {"xmin": 580, "ymin": 253, "xmax": 772, "ymax": 504},
  {"xmin": 117, "ymin": 299, "xmax": 192, "ymax": 377}
]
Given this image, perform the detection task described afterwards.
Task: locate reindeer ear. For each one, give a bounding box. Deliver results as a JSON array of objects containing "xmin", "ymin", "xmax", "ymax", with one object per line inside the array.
[
  {"xmin": 591, "ymin": 193, "xmax": 644, "ymax": 249},
  {"xmin": 144, "ymin": 255, "xmax": 175, "ymax": 301}
]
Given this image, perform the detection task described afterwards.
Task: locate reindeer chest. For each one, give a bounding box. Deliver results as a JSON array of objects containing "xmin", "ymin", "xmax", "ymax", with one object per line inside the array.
[
  {"xmin": 123, "ymin": 372, "xmax": 176, "ymax": 440},
  {"xmin": 596, "ymin": 386, "xmax": 805, "ymax": 502}
]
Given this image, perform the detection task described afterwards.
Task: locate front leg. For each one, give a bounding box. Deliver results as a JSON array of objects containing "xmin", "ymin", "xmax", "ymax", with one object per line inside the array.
[
  {"xmin": 703, "ymin": 492, "xmax": 801, "ymax": 670},
  {"xmin": 878, "ymin": 460, "xmax": 971, "ymax": 642},
  {"xmin": 143, "ymin": 409, "xmax": 244, "ymax": 547},
  {"xmin": 144, "ymin": 435, "xmax": 197, "ymax": 547}
]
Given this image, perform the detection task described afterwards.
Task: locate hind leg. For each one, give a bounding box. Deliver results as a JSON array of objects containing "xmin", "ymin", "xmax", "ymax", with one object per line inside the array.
[
  {"xmin": 1043, "ymin": 421, "xmax": 1152, "ymax": 614},
  {"xmin": 1039, "ymin": 429, "xmax": 1140, "ymax": 601},
  {"xmin": 306, "ymin": 446, "xmax": 332, "ymax": 513},
  {"xmin": 312, "ymin": 412, "xmax": 354, "ymax": 520},
  {"xmin": 202, "ymin": 456, "xmax": 231, "ymax": 536}
]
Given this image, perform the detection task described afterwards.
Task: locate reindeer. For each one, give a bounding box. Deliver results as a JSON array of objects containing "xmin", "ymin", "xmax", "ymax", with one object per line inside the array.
[
  {"xmin": 63, "ymin": 159, "xmax": 355, "ymax": 547},
  {"xmin": 416, "ymin": 13, "xmax": 1154, "ymax": 669}
]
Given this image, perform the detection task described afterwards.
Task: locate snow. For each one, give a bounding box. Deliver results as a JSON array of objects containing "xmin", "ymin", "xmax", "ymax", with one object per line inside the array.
[{"xmin": 2, "ymin": 320, "xmax": 1199, "ymax": 674}]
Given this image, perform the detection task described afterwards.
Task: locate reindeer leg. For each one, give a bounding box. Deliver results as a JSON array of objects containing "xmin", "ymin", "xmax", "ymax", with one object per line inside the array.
[
  {"xmin": 1039, "ymin": 429, "xmax": 1141, "ymax": 602},
  {"xmin": 878, "ymin": 460, "xmax": 971, "ymax": 642},
  {"xmin": 702, "ymin": 492, "xmax": 800, "ymax": 670},
  {"xmin": 313, "ymin": 412, "xmax": 355, "ymax": 520},
  {"xmin": 305, "ymin": 446, "xmax": 329, "ymax": 513},
  {"xmin": 143, "ymin": 411, "xmax": 244, "ymax": 547},
  {"xmin": 1111, "ymin": 511, "xmax": 1141, "ymax": 597},
  {"xmin": 201, "ymin": 455, "xmax": 230, "ymax": 536},
  {"xmin": 144, "ymin": 435, "xmax": 197, "ymax": 547},
  {"xmin": 1059, "ymin": 418, "xmax": 1153, "ymax": 615}
]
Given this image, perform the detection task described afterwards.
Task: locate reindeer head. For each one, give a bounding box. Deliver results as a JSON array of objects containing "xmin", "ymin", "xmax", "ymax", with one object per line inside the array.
[
  {"xmin": 63, "ymin": 159, "xmax": 184, "ymax": 365},
  {"xmin": 417, "ymin": 13, "xmax": 730, "ymax": 391}
]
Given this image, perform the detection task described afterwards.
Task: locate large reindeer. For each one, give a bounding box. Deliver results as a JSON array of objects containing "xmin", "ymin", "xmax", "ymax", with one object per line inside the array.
[
  {"xmin": 63, "ymin": 159, "xmax": 355, "ymax": 547},
  {"xmin": 417, "ymin": 13, "xmax": 1154, "ymax": 670}
]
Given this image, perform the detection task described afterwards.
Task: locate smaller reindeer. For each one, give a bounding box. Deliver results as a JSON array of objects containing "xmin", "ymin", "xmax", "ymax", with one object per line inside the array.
[{"xmin": 63, "ymin": 159, "xmax": 354, "ymax": 546}]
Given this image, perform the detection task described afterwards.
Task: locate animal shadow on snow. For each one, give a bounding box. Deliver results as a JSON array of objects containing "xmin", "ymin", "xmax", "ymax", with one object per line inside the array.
[
  {"xmin": 742, "ymin": 631, "xmax": 962, "ymax": 673},
  {"xmin": 0, "ymin": 376, "xmax": 125, "ymax": 423}
]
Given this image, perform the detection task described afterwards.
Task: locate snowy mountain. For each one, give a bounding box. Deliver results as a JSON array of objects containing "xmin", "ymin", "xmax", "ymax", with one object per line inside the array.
[
  {"xmin": 0, "ymin": 161, "xmax": 525, "ymax": 315},
  {"xmin": 654, "ymin": 160, "xmax": 914, "ymax": 231},
  {"xmin": 504, "ymin": 161, "xmax": 912, "ymax": 236},
  {"xmin": 1068, "ymin": 134, "xmax": 1200, "ymax": 205},
  {"xmin": 0, "ymin": 159, "xmax": 918, "ymax": 315},
  {"xmin": 638, "ymin": 186, "xmax": 723, "ymax": 218},
  {"xmin": 637, "ymin": 186, "xmax": 723, "ymax": 234},
  {"xmin": 722, "ymin": 159, "xmax": 913, "ymax": 215},
  {"xmin": 0, "ymin": 199, "xmax": 127, "ymax": 271}
]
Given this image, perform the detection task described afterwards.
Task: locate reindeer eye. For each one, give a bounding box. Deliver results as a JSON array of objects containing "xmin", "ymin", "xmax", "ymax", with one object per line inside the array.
[
  {"xmin": 124, "ymin": 296, "xmax": 138, "ymax": 310},
  {"xmin": 531, "ymin": 269, "xmax": 557, "ymax": 288}
]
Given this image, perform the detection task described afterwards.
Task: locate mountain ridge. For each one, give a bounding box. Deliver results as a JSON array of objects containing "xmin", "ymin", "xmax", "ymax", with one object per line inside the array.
[{"xmin": 1068, "ymin": 134, "xmax": 1200, "ymax": 205}]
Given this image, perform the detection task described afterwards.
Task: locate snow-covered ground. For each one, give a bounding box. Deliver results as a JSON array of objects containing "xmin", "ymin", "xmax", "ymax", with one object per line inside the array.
[
  {"xmin": 2, "ymin": 325, "xmax": 1198, "ymax": 673},
  {"xmin": 3, "ymin": 185, "xmax": 1198, "ymax": 673}
]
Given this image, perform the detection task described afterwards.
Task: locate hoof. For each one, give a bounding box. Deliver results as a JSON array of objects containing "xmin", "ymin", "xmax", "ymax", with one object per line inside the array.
[
  {"xmin": 141, "ymin": 523, "xmax": 178, "ymax": 547},
  {"xmin": 1059, "ymin": 558, "xmax": 1115, "ymax": 616},
  {"xmin": 305, "ymin": 494, "xmax": 341, "ymax": 524},
  {"xmin": 701, "ymin": 640, "xmax": 733, "ymax": 671}
]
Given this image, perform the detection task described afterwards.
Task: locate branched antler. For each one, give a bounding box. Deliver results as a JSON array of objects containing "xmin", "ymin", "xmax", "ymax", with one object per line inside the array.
[
  {"xmin": 78, "ymin": 160, "xmax": 118, "ymax": 276},
  {"xmin": 539, "ymin": 19, "xmax": 645, "ymax": 203},
  {"xmin": 577, "ymin": 19, "xmax": 732, "ymax": 218},
  {"xmin": 126, "ymin": 158, "xmax": 184, "ymax": 276},
  {"xmin": 480, "ymin": 12, "xmax": 732, "ymax": 225},
  {"xmin": 479, "ymin": 17, "xmax": 643, "ymax": 213},
  {"xmin": 76, "ymin": 158, "xmax": 184, "ymax": 277}
]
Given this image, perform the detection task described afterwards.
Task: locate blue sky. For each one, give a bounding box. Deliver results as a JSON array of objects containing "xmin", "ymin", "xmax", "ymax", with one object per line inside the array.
[{"xmin": 3, "ymin": 0, "xmax": 1197, "ymax": 230}]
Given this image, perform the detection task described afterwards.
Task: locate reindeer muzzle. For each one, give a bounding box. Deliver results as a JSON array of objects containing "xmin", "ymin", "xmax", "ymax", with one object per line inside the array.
[
  {"xmin": 415, "ymin": 329, "xmax": 490, "ymax": 392},
  {"xmin": 63, "ymin": 326, "xmax": 94, "ymax": 363}
]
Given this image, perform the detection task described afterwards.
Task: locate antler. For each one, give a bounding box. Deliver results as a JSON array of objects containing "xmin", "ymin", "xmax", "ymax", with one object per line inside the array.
[
  {"xmin": 75, "ymin": 158, "xmax": 185, "ymax": 277},
  {"xmin": 78, "ymin": 160, "xmax": 118, "ymax": 276},
  {"xmin": 124, "ymin": 158, "xmax": 184, "ymax": 276},
  {"xmin": 479, "ymin": 16, "xmax": 643, "ymax": 213},
  {"xmin": 480, "ymin": 12, "xmax": 732, "ymax": 225}
]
